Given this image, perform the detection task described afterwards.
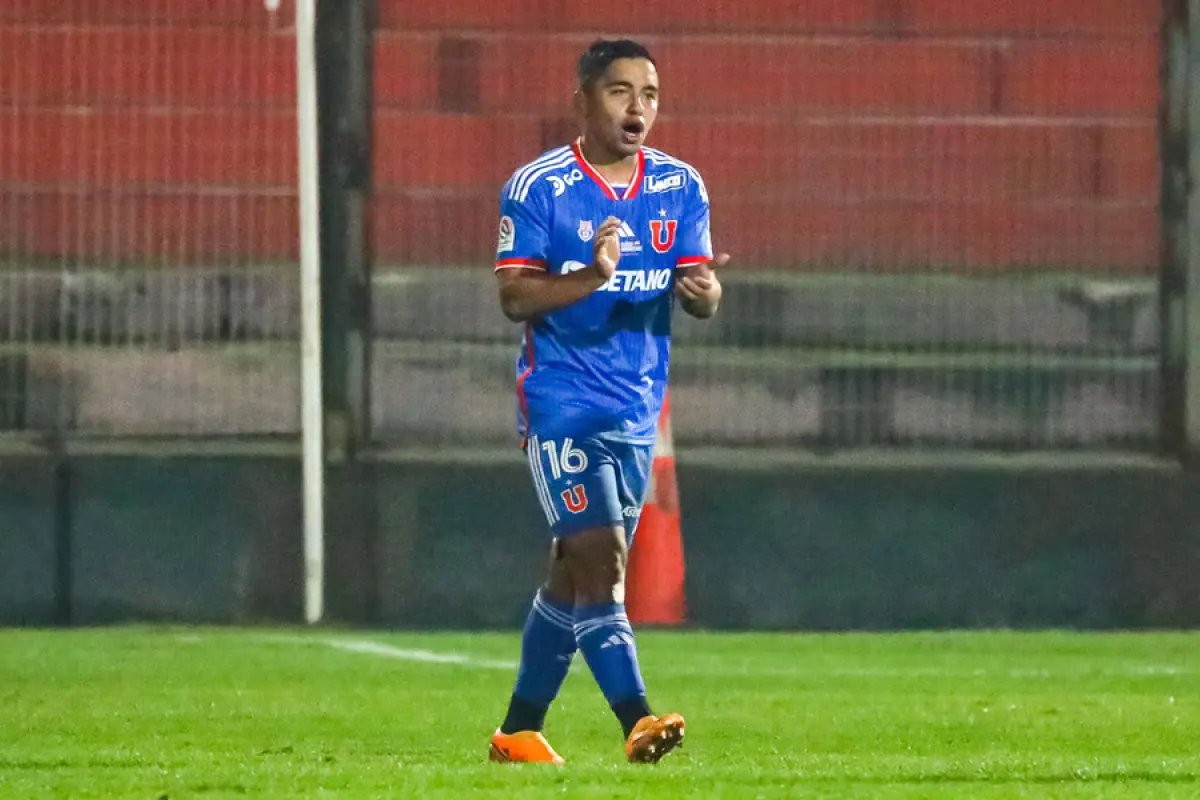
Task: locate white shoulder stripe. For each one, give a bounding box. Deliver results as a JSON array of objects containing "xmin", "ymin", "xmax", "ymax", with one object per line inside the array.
[
  {"xmin": 509, "ymin": 149, "xmax": 570, "ymax": 200},
  {"xmin": 645, "ymin": 151, "xmax": 702, "ymax": 180},
  {"xmin": 509, "ymin": 147, "xmax": 571, "ymax": 200},
  {"xmin": 515, "ymin": 153, "xmax": 576, "ymax": 202},
  {"xmin": 645, "ymin": 149, "xmax": 697, "ymax": 168},
  {"xmin": 511, "ymin": 152, "xmax": 574, "ymax": 201},
  {"xmin": 645, "ymin": 155, "xmax": 701, "ymax": 180},
  {"xmin": 511, "ymin": 146, "xmax": 570, "ymax": 182}
]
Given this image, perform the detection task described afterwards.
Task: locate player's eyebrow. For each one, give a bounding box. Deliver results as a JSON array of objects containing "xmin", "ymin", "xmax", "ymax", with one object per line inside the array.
[{"xmin": 604, "ymin": 79, "xmax": 659, "ymax": 93}]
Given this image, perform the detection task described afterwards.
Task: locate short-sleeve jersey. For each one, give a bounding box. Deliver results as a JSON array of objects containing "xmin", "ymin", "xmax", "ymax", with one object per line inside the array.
[{"xmin": 495, "ymin": 138, "xmax": 713, "ymax": 444}]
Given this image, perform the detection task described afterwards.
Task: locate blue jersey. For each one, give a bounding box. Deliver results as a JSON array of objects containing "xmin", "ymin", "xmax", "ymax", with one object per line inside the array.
[{"xmin": 495, "ymin": 138, "xmax": 712, "ymax": 445}]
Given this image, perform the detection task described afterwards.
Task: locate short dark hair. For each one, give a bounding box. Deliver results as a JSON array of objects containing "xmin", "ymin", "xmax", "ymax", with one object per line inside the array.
[{"xmin": 577, "ymin": 39, "xmax": 656, "ymax": 93}]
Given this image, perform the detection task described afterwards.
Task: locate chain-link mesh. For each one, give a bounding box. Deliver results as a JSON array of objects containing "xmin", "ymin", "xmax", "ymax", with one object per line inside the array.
[{"xmin": 0, "ymin": 0, "xmax": 300, "ymax": 436}]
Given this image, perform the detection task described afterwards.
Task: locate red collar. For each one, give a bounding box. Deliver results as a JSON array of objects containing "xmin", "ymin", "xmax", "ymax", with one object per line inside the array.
[{"xmin": 571, "ymin": 138, "xmax": 643, "ymax": 200}]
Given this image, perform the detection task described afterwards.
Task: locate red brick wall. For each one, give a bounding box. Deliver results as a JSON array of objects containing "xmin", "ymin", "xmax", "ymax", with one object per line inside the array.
[{"xmin": 0, "ymin": 0, "xmax": 1162, "ymax": 272}]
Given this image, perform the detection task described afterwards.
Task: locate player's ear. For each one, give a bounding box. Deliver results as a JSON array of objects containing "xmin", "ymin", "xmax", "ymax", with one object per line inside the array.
[{"xmin": 572, "ymin": 87, "xmax": 588, "ymax": 117}]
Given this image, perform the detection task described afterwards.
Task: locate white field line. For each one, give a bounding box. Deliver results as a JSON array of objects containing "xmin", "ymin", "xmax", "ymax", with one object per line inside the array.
[
  {"xmin": 244, "ymin": 634, "xmax": 519, "ymax": 670},
  {"xmin": 318, "ymin": 638, "xmax": 518, "ymax": 670}
]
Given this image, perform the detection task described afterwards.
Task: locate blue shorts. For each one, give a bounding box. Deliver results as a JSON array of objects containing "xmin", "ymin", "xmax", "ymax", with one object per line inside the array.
[{"xmin": 524, "ymin": 432, "xmax": 654, "ymax": 544}]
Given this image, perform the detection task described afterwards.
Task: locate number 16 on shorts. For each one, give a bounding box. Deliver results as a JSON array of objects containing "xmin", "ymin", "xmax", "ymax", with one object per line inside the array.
[{"xmin": 526, "ymin": 434, "xmax": 593, "ymax": 530}]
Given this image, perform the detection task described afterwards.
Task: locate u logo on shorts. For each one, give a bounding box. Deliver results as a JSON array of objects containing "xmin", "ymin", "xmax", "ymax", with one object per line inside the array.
[{"xmin": 561, "ymin": 485, "xmax": 588, "ymax": 513}]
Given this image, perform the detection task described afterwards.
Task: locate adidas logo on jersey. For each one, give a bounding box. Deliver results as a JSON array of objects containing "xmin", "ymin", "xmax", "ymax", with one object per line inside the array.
[{"xmin": 618, "ymin": 221, "xmax": 642, "ymax": 254}]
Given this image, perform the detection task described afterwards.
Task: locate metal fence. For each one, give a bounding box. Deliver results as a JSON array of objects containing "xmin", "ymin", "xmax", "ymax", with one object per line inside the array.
[
  {"xmin": 0, "ymin": 0, "xmax": 301, "ymax": 438},
  {"xmin": 0, "ymin": 0, "xmax": 1165, "ymax": 452}
]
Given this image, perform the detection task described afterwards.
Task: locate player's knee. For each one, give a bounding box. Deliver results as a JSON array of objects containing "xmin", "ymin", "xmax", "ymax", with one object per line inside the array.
[
  {"xmin": 576, "ymin": 551, "xmax": 625, "ymax": 593},
  {"xmin": 560, "ymin": 526, "xmax": 627, "ymax": 603}
]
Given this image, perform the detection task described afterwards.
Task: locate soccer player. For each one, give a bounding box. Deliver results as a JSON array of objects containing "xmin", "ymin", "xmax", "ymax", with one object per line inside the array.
[{"xmin": 486, "ymin": 39, "xmax": 727, "ymax": 765}]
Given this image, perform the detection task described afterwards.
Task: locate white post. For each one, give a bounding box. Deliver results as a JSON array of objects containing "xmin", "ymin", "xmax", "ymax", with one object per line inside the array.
[{"xmin": 295, "ymin": 0, "xmax": 324, "ymax": 624}]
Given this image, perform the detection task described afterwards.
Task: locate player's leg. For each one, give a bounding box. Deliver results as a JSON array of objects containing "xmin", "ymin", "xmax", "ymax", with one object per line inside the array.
[
  {"xmin": 548, "ymin": 436, "xmax": 684, "ymax": 761},
  {"xmin": 559, "ymin": 522, "xmax": 654, "ymax": 736},
  {"xmin": 609, "ymin": 438, "xmax": 686, "ymax": 762},
  {"xmin": 565, "ymin": 523, "xmax": 684, "ymax": 763},
  {"xmin": 489, "ymin": 446, "xmax": 581, "ymax": 764},
  {"xmin": 496, "ymin": 542, "xmax": 576, "ymax": 736},
  {"xmin": 490, "ymin": 564, "xmax": 573, "ymax": 762}
]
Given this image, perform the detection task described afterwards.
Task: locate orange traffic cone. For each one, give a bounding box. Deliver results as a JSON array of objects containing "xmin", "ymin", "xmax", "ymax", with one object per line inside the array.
[{"xmin": 626, "ymin": 393, "xmax": 686, "ymax": 625}]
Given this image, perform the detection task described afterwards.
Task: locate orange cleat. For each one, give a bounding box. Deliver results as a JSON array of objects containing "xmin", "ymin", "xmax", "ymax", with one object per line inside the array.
[
  {"xmin": 488, "ymin": 729, "xmax": 565, "ymax": 764},
  {"xmin": 624, "ymin": 713, "xmax": 686, "ymax": 763}
]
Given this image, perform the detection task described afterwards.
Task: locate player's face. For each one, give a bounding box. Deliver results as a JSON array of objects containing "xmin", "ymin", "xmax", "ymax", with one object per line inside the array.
[{"xmin": 580, "ymin": 58, "xmax": 659, "ymax": 158}]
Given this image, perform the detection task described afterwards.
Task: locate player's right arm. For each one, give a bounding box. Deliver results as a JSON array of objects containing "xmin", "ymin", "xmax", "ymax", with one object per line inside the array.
[{"xmin": 494, "ymin": 194, "xmax": 623, "ymax": 322}]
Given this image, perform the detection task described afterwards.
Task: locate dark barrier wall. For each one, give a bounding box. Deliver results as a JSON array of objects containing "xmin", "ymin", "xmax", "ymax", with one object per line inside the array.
[
  {"xmin": 0, "ymin": 458, "xmax": 57, "ymax": 625},
  {"xmin": 2, "ymin": 457, "xmax": 1197, "ymax": 628},
  {"xmin": 0, "ymin": 458, "xmax": 304, "ymax": 626}
]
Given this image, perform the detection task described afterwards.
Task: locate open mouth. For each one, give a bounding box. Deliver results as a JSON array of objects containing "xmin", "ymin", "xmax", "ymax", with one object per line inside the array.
[{"xmin": 620, "ymin": 121, "xmax": 645, "ymax": 141}]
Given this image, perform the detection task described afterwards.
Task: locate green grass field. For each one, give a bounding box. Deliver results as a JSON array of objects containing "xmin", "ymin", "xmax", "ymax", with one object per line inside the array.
[{"xmin": 1, "ymin": 628, "xmax": 1197, "ymax": 799}]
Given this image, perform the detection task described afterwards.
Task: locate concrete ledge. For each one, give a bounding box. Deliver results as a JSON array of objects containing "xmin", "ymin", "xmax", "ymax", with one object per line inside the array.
[{"xmin": 2, "ymin": 339, "xmax": 1155, "ymax": 447}]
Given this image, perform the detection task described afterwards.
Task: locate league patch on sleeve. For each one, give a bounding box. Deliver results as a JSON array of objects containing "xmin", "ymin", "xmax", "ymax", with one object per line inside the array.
[{"xmin": 497, "ymin": 216, "xmax": 515, "ymax": 253}]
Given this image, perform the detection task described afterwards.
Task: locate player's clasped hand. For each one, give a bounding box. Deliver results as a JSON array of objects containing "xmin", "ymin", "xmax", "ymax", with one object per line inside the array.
[
  {"xmin": 676, "ymin": 252, "xmax": 730, "ymax": 312},
  {"xmin": 592, "ymin": 216, "xmax": 624, "ymax": 280}
]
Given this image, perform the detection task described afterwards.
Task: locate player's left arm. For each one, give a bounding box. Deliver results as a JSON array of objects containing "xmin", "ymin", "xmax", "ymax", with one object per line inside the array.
[{"xmin": 674, "ymin": 176, "xmax": 728, "ymax": 320}]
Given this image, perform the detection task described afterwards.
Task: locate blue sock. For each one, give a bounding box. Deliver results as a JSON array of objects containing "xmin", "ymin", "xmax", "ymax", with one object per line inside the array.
[
  {"xmin": 574, "ymin": 603, "xmax": 647, "ymax": 708},
  {"xmin": 501, "ymin": 590, "xmax": 577, "ymax": 733}
]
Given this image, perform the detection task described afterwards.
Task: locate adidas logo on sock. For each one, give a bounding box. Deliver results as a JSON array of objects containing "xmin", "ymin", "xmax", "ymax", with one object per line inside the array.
[{"xmin": 600, "ymin": 632, "xmax": 636, "ymax": 649}]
